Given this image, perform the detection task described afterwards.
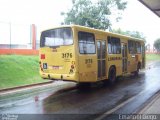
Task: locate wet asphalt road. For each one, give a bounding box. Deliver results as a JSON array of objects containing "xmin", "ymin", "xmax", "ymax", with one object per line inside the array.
[{"xmin": 0, "ymin": 61, "xmax": 160, "ymax": 120}]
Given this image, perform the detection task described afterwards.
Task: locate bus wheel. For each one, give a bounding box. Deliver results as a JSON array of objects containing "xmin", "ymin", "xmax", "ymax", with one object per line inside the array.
[
  {"xmin": 134, "ymin": 63, "xmax": 140, "ymax": 76},
  {"xmin": 108, "ymin": 67, "xmax": 116, "ymax": 85}
]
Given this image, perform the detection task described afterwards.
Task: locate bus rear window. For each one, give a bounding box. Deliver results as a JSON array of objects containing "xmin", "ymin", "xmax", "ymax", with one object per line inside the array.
[{"xmin": 40, "ymin": 27, "xmax": 73, "ymax": 47}]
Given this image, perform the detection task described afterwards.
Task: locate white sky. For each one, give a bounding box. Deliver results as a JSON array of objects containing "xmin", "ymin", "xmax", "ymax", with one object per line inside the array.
[
  {"xmin": 112, "ymin": 0, "xmax": 160, "ymax": 46},
  {"xmin": 0, "ymin": 0, "xmax": 160, "ymax": 45}
]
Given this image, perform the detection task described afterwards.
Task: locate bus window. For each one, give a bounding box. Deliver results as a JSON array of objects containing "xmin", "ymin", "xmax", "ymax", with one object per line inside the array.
[
  {"xmin": 108, "ymin": 36, "xmax": 112, "ymax": 54},
  {"xmin": 107, "ymin": 36, "xmax": 121, "ymax": 54},
  {"xmin": 78, "ymin": 32, "xmax": 96, "ymax": 54},
  {"xmin": 40, "ymin": 27, "xmax": 73, "ymax": 47},
  {"xmin": 97, "ymin": 41, "xmax": 101, "ymax": 59},
  {"xmin": 128, "ymin": 40, "xmax": 136, "ymax": 54},
  {"xmin": 101, "ymin": 41, "xmax": 106, "ymax": 59},
  {"xmin": 128, "ymin": 40, "xmax": 132, "ymax": 53},
  {"xmin": 136, "ymin": 42, "xmax": 141, "ymax": 53}
]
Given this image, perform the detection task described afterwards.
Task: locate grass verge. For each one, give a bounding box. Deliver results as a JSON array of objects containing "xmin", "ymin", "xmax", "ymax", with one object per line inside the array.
[
  {"xmin": 0, "ymin": 55, "xmax": 49, "ymax": 89},
  {"xmin": 146, "ymin": 54, "xmax": 160, "ymax": 61}
]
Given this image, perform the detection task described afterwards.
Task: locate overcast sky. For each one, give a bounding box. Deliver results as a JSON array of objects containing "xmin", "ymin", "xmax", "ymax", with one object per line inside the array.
[{"xmin": 0, "ymin": 0, "xmax": 160, "ymax": 45}]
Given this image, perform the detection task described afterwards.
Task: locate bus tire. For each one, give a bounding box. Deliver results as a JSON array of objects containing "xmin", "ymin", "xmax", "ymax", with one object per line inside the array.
[
  {"xmin": 134, "ymin": 63, "xmax": 141, "ymax": 76},
  {"xmin": 108, "ymin": 67, "xmax": 116, "ymax": 85}
]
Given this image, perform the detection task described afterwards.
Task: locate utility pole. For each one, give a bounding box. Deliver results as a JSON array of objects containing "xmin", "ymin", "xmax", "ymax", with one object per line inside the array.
[{"xmin": 9, "ymin": 22, "xmax": 11, "ymax": 49}]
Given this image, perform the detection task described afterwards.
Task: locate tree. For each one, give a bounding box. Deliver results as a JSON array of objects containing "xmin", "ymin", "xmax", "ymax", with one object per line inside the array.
[
  {"xmin": 112, "ymin": 28, "xmax": 146, "ymax": 40},
  {"xmin": 154, "ymin": 38, "xmax": 160, "ymax": 52},
  {"xmin": 61, "ymin": 0, "xmax": 127, "ymax": 30}
]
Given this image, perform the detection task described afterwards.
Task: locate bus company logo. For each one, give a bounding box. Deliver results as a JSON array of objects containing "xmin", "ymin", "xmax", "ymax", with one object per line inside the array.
[{"xmin": 108, "ymin": 57, "xmax": 122, "ymax": 61}]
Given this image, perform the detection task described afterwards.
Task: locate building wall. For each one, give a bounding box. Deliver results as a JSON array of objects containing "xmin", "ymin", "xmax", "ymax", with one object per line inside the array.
[{"xmin": 0, "ymin": 22, "xmax": 39, "ymax": 55}]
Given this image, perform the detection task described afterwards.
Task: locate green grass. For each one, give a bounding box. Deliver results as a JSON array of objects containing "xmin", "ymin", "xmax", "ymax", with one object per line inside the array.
[
  {"xmin": 146, "ymin": 54, "xmax": 160, "ymax": 61},
  {"xmin": 0, "ymin": 55, "xmax": 49, "ymax": 89}
]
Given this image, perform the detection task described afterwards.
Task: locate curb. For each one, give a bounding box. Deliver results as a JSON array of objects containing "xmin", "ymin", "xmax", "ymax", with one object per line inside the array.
[
  {"xmin": 135, "ymin": 90, "xmax": 160, "ymax": 114},
  {"xmin": 139, "ymin": 91, "xmax": 160, "ymax": 114},
  {"xmin": 0, "ymin": 81, "xmax": 53, "ymax": 93}
]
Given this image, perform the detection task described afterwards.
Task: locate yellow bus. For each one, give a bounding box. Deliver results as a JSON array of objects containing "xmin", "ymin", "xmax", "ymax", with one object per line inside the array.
[{"xmin": 39, "ymin": 25, "xmax": 145, "ymax": 84}]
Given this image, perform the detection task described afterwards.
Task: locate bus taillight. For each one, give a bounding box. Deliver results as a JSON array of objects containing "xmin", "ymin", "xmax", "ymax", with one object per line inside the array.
[
  {"xmin": 71, "ymin": 65, "xmax": 74, "ymax": 69},
  {"xmin": 41, "ymin": 54, "xmax": 45, "ymax": 59}
]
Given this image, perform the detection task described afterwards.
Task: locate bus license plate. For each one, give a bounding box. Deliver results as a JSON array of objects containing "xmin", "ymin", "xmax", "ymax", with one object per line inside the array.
[{"xmin": 53, "ymin": 66, "xmax": 59, "ymax": 69}]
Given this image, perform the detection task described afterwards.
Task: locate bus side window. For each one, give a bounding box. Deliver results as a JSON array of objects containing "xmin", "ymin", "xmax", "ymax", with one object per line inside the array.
[
  {"xmin": 107, "ymin": 36, "xmax": 121, "ymax": 54},
  {"xmin": 78, "ymin": 32, "xmax": 96, "ymax": 54},
  {"xmin": 128, "ymin": 40, "xmax": 131, "ymax": 54},
  {"xmin": 116, "ymin": 39, "xmax": 121, "ymax": 54},
  {"xmin": 136, "ymin": 42, "xmax": 141, "ymax": 53},
  {"xmin": 107, "ymin": 36, "xmax": 112, "ymax": 54},
  {"xmin": 128, "ymin": 40, "xmax": 136, "ymax": 54}
]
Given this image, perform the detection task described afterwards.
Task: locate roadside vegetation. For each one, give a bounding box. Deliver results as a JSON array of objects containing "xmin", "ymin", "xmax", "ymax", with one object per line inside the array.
[
  {"xmin": 61, "ymin": 0, "xmax": 127, "ymax": 30},
  {"xmin": 0, "ymin": 55, "xmax": 49, "ymax": 89},
  {"xmin": 146, "ymin": 53, "xmax": 160, "ymax": 61}
]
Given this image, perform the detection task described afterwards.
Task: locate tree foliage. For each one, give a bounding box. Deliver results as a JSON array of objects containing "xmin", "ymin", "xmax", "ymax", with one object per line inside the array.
[
  {"xmin": 154, "ymin": 38, "xmax": 160, "ymax": 52},
  {"xmin": 112, "ymin": 28, "xmax": 146, "ymax": 40},
  {"xmin": 61, "ymin": 0, "xmax": 127, "ymax": 30}
]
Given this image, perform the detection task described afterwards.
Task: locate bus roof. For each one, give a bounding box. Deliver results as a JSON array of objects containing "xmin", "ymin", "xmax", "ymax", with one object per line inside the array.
[{"xmin": 43, "ymin": 25, "xmax": 145, "ymax": 42}]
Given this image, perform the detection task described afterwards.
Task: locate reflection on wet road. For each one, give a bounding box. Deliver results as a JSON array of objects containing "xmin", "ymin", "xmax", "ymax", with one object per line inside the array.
[{"xmin": 0, "ymin": 61, "xmax": 160, "ymax": 118}]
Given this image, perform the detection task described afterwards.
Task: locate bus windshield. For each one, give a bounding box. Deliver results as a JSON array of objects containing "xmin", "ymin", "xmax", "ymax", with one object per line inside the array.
[{"xmin": 40, "ymin": 27, "xmax": 73, "ymax": 47}]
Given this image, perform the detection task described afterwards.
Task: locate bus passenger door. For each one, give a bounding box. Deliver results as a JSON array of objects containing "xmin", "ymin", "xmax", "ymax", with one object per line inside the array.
[
  {"xmin": 122, "ymin": 43, "xmax": 127, "ymax": 73},
  {"xmin": 97, "ymin": 40, "xmax": 106, "ymax": 80}
]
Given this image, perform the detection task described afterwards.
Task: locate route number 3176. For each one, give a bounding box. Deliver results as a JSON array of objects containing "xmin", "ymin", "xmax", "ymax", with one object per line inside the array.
[{"xmin": 62, "ymin": 53, "xmax": 73, "ymax": 58}]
